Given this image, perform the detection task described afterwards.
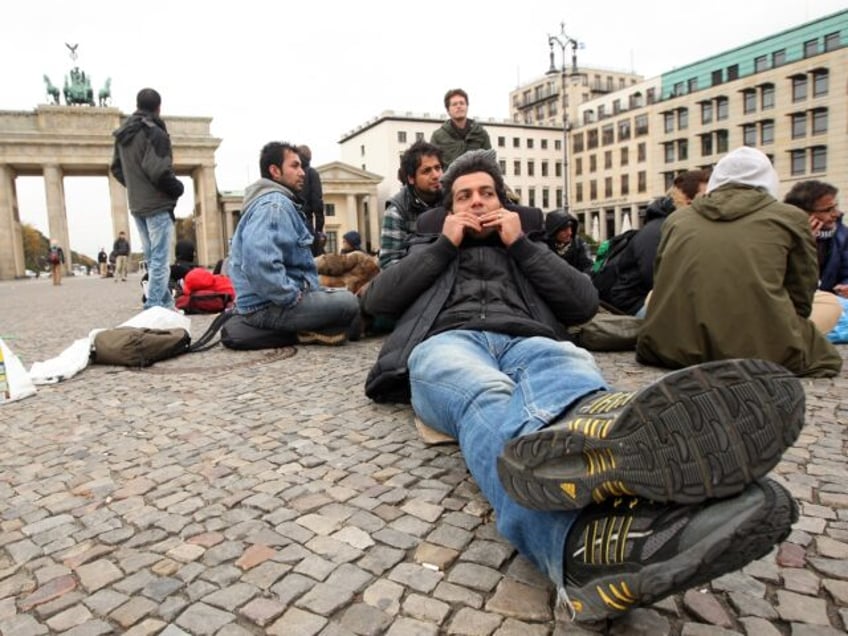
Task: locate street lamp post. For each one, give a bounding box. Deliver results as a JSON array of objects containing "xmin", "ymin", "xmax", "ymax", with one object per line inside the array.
[{"xmin": 547, "ymin": 23, "xmax": 580, "ymax": 213}]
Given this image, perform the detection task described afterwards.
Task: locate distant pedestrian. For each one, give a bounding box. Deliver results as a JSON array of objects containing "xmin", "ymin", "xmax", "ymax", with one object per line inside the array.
[
  {"xmin": 47, "ymin": 239, "xmax": 64, "ymax": 286},
  {"xmin": 297, "ymin": 145, "xmax": 326, "ymax": 256},
  {"xmin": 113, "ymin": 231, "xmax": 130, "ymax": 282},
  {"xmin": 97, "ymin": 248, "xmax": 108, "ymax": 277},
  {"xmin": 111, "ymin": 88, "xmax": 184, "ymax": 308}
]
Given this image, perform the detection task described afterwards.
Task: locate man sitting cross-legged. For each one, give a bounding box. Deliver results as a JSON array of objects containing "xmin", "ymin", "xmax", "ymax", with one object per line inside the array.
[{"xmin": 362, "ymin": 149, "xmax": 802, "ymax": 623}]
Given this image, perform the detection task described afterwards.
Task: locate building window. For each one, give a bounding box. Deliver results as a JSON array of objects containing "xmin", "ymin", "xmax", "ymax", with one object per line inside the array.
[
  {"xmin": 743, "ymin": 90, "xmax": 756, "ymax": 114},
  {"xmin": 325, "ymin": 231, "xmax": 338, "ymax": 255},
  {"xmin": 556, "ymin": 162, "xmax": 562, "ymax": 177},
  {"xmin": 541, "ymin": 161, "xmax": 549, "ymax": 177},
  {"xmin": 678, "ymin": 139, "xmax": 688, "ymax": 162},
  {"xmin": 811, "ymin": 146, "xmax": 827, "ymax": 173},
  {"xmin": 813, "ymin": 70, "xmax": 828, "ymax": 97},
  {"xmin": 664, "ymin": 172, "xmax": 676, "ymax": 191},
  {"xmin": 598, "ymin": 104, "xmax": 606, "ymax": 120},
  {"xmin": 528, "ymin": 188, "xmax": 536, "ymax": 207},
  {"xmin": 325, "ymin": 203, "xmax": 336, "ymax": 217},
  {"xmin": 630, "ymin": 92, "xmax": 644, "ymax": 109},
  {"xmin": 498, "ymin": 136, "xmax": 506, "ymax": 147},
  {"xmin": 541, "ymin": 139, "xmax": 548, "ymax": 150},
  {"xmin": 572, "ymin": 133, "xmax": 584, "ymax": 153},
  {"xmin": 664, "ymin": 142, "xmax": 675, "ymax": 164},
  {"xmin": 716, "ymin": 97, "xmax": 729, "ymax": 120},
  {"xmin": 602, "ymin": 124, "xmax": 615, "ymax": 145},
  {"xmin": 514, "ymin": 188, "xmax": 522, "ymax": 200},
  {"xmin": 790, "ymin": 149, "xmax": 806, "ymax": 176},
  {"xmin": 791, "ymin": 112, "xmax": 806, "ymax": 139},
  {"xmin": 804, "ymin": 39, "xmax": 819, "ymax": 58},
  {"xmin": 613, "ymin": 99, "xmax": 621, "ymax": 114},
  {"xmin": 555, "ymin": 139, "xmax": 562, "ymax": 151},
  {"xmin": 621, "ymin": 147, "xmax": 629, "ymax": 166},
  {"xmin": 754, "ymin": 55, "xmax": 768, "ymax": 72},
  {"xmin": 792, "ymin": 75, "xmax": 807, "ymax": 102},
  {"xmin": 772, "ymin": 49, "xmax": 786, "ymax": 67},
  {"xmin": 513, "ymin": 137, "xmax": 520, "ymax": 148},
  {"xmin": 701, "ymin": 101, "xmax": 713, "ymax": 124},
  {"xmin": 672, "ymin": 81, "xmax": 684, "ymax": 96},
  {"xmin": 646, "ymin": 88, "xmax": 656, "ymax": 104},
  {"xmin": 549, "ymin": 102, "xmax": 557, "ymax": 117},
  {"xmin": 535, "ymin": 106, "xmax": 544, "ymax": 121},
  {"xmin": 576, "ymin": 183, "xmax": 583, "ymax": 203},
  {"xmin": 761, "ymin": 84, "xmax": 775, "ymax": 110},
  {"xmin": 587, "ymin": 129, "xmax": 599, "ymax": 150},
  {"xmin": 416, "ymin": 132, "xmax": 425, "ymax": 141},
  {"xmin": 635, "ymin": 114, "xmax": 649, "ymax": 136},
  {"xmin": 589, "ymin": 155, "xmax": 597, "ymax": 173},
  {"xmin": 716, "ymin": 129, "xmax": 729, "ymax": 154},
  {"xmin": 621, "ymin": 174, "xmax": 630, "ymax": 196},
  {"xmin": 604, "ymin": 151, "xmax": 613, "ymax": 169},
  {"xmin": 527, "ymin": 160, "xmax": 535, "ymax": 177},
  {"xmin": 743, "ymin": 124, "xmax": 757, "ymax": 146},
  {"xmin": 513, "ymin": 160, "xmax": 521, "ymax": 176},
  {"xmin": 727, "ymin": 64, "xmax": 739, "ymax": 81},
  {"xmin": 761, "ymin": 120, "xmax": 775, "ymax": 145},
  {"xmin": 638, "ymin": 171, "xmax": 647, "ymax": 193},
  {"xmin": 824, "ymin": 32, "xmax": 840, "ymax": 52},
  {"xmin": 687, "ymin": 78, "xmax": 698, "ymax": 92},
  {"xmin": 590, "ymin": 180, "xmax": 598, "ymax": 200},
  {"xmin": 499, "ymin": 160, "xmax": 506, "ymax": 174},
  {"xmin": 663, "ymin": 111, "xmax": 674, "ymax": 134},
  {"xmin": 711, "ymin": 69, "xmax": 723, "ymax": 86},
  {"xmin": 701, "ymin": 133, "xmax": 713, "ymax": 156},
  {"xmin": 360, "ymin": 145, "xmax": 365, "ymax": 156},
  {"xmin": 812, "ymin": 108, "xmax": 828, "ymax": 135},
  {"xmin": 542, "ymin": 188, "xmax": 550, "ymax": 208},
  {"xmin": 637, "ymin": 142, "xmax": 646, "ymax": 162},
  {"xmin": 604, "ymin": 177, "xmax": 613, "ymax": 198},
  {"xmin": 618, "ymin": 119, "xmax": 631, "ymax": 142},
  {"xmin": 677, "ymin": 108, "xmax": 688, "ymax": 130},
  {"xmin": 527, "ymin": 138, "xmax": 534, "ymax": 149},
  {"xmin": 397, "ymin": 131, "xmax": 407, "ymax": 143}
]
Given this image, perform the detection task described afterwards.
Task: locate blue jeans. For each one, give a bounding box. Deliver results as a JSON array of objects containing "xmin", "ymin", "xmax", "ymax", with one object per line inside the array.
[
  {"xmin": 244, "ymin": 288, "xmax": 360, "ymax": 334},
  {"xmin": 134, "ymin": 211, "xmax": 174, "ymax": 310},
  {"xmin": 408, "ymin": 330, "xmax": 607, "ymax": 589}
]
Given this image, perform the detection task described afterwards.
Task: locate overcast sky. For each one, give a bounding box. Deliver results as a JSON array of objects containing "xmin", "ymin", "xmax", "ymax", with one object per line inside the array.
[{"xmin": 4, "ymin": 0, "xmax": 843, "ymax": 260}]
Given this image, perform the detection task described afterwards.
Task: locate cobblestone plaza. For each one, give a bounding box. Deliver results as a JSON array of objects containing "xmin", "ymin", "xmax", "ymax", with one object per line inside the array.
[{"xmin": 1, "ymin": 275, "xmax": 846, "ymax": 635}]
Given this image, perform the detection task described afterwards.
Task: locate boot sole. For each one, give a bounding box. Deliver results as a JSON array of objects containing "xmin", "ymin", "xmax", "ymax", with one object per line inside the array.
[
  {"xmin": 567, "ymin": 479, "xmax": 797, "ymax": 622},
  {"xmin": 498, "ymin": 359, "xmax": 804, "ymax": 510}
]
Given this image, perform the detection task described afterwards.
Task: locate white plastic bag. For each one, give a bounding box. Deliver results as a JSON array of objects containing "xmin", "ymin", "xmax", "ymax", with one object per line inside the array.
[
  {"xmin": 0, "ymin": 338, "xmax": 37, "ymax": 404},
  {"xmin": 120, "ymin": 306, "xmax": 191, "ymax": 335}
]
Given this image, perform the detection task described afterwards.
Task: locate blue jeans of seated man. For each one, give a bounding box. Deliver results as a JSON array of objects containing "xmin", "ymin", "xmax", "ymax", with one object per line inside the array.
[
  {"xmin": 244, "ymin": 288, "xmax": 360, "ymax": 334},
  {"xmin": 408, "ymin": 330, "xmax": 608, "ymax": 590},
  {"xmin": 134, "ymin": 211, "xmax": 175, "ymax": 310}
]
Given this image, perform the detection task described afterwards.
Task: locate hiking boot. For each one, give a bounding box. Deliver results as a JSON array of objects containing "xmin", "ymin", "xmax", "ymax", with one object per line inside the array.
[
  {"xmin": 296, "ymin": 330, "xmax": 347, "ymax": 346},
  {"xmin": 497, "ymin": 358, "xmax": 803, "ymax": 510},
  {"xmin": 561, "ymin": 478, "xmax": 797, "ymax": 623}
]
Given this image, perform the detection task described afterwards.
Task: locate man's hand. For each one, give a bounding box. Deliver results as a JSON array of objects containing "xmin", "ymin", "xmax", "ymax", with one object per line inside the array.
[
  {"xmin": 443, "ymin": 211, "xmax": 482, "ymax": 246},
  {"xmin": 834, "ymin": 284, "xmax": 848, "ymax": 298},
  {"xmin": 481, "ymin": 208, "xmax": 523, "ymax": 246},
  {"xmin": 809, "ymin": 215, "xmax": 824, "ymax": 238}
]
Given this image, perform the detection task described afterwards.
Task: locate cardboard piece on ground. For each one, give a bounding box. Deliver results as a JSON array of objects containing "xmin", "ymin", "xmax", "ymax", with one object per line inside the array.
[{"xmin": 414, "ymin": 416, "xmax": 456, "ymax": 446}]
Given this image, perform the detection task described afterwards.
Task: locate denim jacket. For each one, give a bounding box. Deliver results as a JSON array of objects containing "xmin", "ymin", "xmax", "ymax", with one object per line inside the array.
[{"xmin": 230, "ymin": 178, "xmax": 319, "ymax": 313}]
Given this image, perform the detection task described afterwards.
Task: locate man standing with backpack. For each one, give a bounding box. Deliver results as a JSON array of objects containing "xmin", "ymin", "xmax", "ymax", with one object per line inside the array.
[
  {"xmin": 112, "ymin": 231, "xmax": 130, "ymax": 282},
  {"xmin": 47, "ymin": 239, "xmax": 64, "ymax": 286}
]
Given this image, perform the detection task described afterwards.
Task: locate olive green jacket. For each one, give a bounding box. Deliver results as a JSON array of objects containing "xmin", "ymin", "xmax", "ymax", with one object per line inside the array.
[
  {"xmin": 430, "ymin": 119, "xmax": 492, "ymax": 167},
  {"xmin": 636, "ymin": 184, "xmax": 842, "ymax": 377}
]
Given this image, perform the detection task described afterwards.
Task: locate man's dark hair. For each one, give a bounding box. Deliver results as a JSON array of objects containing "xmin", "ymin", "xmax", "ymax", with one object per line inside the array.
[
  {"xmin": 673, "ymin": 169, "xmax": 711, "ymax": 201},
  {"xmin": 398, "ymin": 141, "xmax": 443, "ymax": 184},
  {"xmin": 136, "ymin": 88, "xmax": 162, "ymax": 112},
  {"xmin": 441, "ymin": 150, "xmax": 507, "ymax": 211},
  {"xmin": 259, "ymin": 141, "xmax": 299, "ymax": 180},
  {"xmin": 784, "ymin": 180, "xmax": 839, "ymax": 213},
  {"xmin": 443, "ymin": 88, "xmax": 469, "ymax": 110},
  {"xmin": 296, "ymin": 145, "xmax": 312, "ymax": 164}
]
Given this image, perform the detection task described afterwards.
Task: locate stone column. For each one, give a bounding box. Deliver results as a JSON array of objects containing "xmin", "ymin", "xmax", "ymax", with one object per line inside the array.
[
  {"xmin": 346, "ymin": 193, "xmax": 358, "ymax": 235},
  {"xmin": 108, "ymin": 172, "xmax": 130, "ymax": 237},
  {"xmin": 366, "ymin": 195, "xmax": 380, "ymax": 254},
  {"xmin": 43, "ymin": 164, "xmax": 71, "ymax": 273},
  {"xmin": 613, "ymin": 206, "xmax": 623, "ymax": 236},
  {"xmin": 193, "ymin": 165, "xmax": 223, "ymax": 268},
  {"xmin": 0, "ymin": 164, "xmax": 24, "ymax": 280}
]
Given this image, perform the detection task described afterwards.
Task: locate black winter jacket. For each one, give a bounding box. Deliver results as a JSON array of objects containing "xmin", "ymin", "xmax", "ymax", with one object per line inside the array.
[
  {"xmin": 363, "ymin": 206, "xmax": 598, "ymax": 403},
  {"xmin": 606, "ymin": 197, "xmax": 675, "ymax": 315}
]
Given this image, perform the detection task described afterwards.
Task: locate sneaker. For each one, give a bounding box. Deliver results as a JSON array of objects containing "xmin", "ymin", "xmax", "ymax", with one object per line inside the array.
[
  {"xmin": 497, "ymin": 359, "xmax": 803, "ymax": 510},
  {"xmin": 296, "ymin": 331, "xmax": 347, "ymax": 346},
  {"xmin": 561, "ymin": 478, "xmax": 797, "ymax": 623}
]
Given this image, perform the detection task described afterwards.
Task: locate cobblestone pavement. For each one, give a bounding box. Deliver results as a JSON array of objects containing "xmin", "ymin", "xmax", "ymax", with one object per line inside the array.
[{"xmin": 1, "ymin": 274, "xmax": 846, "ymax": 636}]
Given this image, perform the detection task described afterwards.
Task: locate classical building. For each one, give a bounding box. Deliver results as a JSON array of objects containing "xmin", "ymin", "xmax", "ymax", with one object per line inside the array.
[{"xmin": 570, "ymin": 9, "xmax": 848, "ymax": 241}]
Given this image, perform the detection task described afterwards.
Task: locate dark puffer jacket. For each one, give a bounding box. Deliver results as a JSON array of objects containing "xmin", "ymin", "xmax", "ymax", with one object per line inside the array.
[{"xmin": 606, "ymin": 197, "xmax": 675, "ymax": 315}]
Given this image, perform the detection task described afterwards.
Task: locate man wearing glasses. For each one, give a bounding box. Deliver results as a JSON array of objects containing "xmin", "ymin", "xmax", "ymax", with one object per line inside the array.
[{"xmin": 785, "ymin": 180, "xmax": 848, "ymax": 298}]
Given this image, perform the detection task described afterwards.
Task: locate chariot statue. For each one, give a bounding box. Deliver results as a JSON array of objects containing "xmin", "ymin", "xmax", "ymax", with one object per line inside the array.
[{"xmin": 41, "ymin": 43, "xmax": 106, "ymax": 107}]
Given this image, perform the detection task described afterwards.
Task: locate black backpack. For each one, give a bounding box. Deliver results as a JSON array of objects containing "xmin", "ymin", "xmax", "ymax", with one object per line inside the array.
[{"xmin": 590, "ymin": 229, "xmax": 639, "ymax": 302}]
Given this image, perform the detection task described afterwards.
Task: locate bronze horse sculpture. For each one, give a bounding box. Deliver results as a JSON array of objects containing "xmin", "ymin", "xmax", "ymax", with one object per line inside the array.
[{"xmin": 42, "ymin": 75, "xmax": 60, "ymax": 104}]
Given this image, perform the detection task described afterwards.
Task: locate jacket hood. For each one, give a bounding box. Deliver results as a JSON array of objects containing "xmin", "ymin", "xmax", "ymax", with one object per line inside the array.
[
  {"xmin": 645, "ymin": 196, "xmax": 676, "ymax": 222},
  {"xmin": 113, "ymin": 110, "xmax": 167, "ymax": 146},
  {"xmin": 243, "ymin": 178, "xmax": 297, "ymax": 209},
  {"xmin": 691, "ymin": 184, "xmax": 777, "ymax": 221},
  {"xmin": 707, "ymin": 146, "xmax": 779, "ymax": 198},
  {"xmin": 545, "ymin": 210, "xmax": 579, "ymax": 236}
]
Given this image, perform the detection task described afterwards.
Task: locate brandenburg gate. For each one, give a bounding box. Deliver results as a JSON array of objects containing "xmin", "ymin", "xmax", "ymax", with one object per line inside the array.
[{"xmin": 0, "ymin": 105, "xmax": 224, "ymax": 280}]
